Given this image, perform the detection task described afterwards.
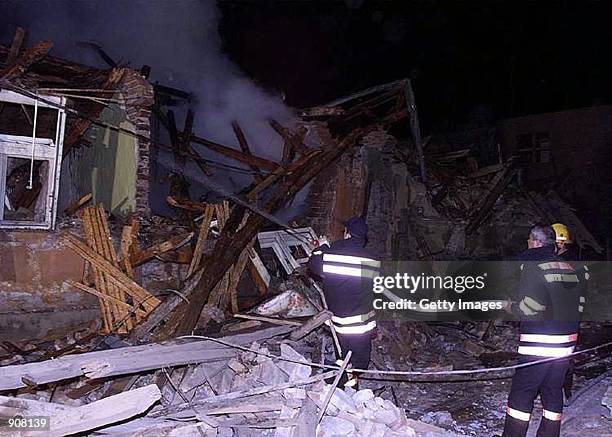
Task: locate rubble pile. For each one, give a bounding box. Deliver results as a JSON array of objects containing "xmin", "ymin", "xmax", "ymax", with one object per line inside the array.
[{"xmin": 0, "ymin": 326, "xmax": 458, "ymax": 436}]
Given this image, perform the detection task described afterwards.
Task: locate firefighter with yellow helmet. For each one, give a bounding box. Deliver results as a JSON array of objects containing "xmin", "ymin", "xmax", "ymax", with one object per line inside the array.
[{"xmin": 551, "ymin": 223, "xmax": 576, "ymax": 260}]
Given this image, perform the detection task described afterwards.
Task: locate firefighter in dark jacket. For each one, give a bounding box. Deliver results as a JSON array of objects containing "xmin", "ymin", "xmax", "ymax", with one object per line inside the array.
[
  {"xmin": 308, "ymin": 217, "xmax": 379, "ymax": 388},
  {"xmin": 502, "ymin": 225, "xmax": 586, "ymax": 437},
  {"xmin": 551, "ymin": 223, "xmax": 579, "ymax": 261}
]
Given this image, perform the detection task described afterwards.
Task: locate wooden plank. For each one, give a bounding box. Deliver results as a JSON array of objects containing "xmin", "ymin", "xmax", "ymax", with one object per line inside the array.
[
  {"xmin": 0, "ymin": 326, "xmax": 292, "ymax": 390},
  {"xmin": 269, "ymin": 119, "xmax": 309, "ymax": 156},
  {"xmin": 187, "ymin": 204, "xmax": 214, "ymax": 277},
  {"xmin": 289, "ymin": 310, "xmax": 332, "ymax": 341},
  {"xmin": 155, "ymin": 247, "xmax": 192, "ymax": 264},
  {"xmin": 63, "ymin": 192, "xmax": 92, "ymax": 216},
  {"xmin": 317, "ymin": 351, "xmax": 351, "ymax": 423},
  {"xmin": 466, "ymin": 160, "xmax": 517, "ymax": 235},
  {"xmin": 0, "ymin": 385, "xmax": 161, "ymax": 436},
  {"xmin": 245, "ymin": 150, "xmax": 321, "ymax": 201},
  {"xmin": 82, "ymin": 206, "xmax": 112, "ymax": 333},
  {"xmin": 229, "ymin": 242, "xmax": 254, "ymax": 314},
  {"xmin": 129, "ymin": 232, "xmax": 194, "ymax": 267},
  {"xmin": 121, "ymin": 224, "xmax": 135, "ymax": 278},
  {"xmin": 63, "ymin": 233, "xmax": 160, "ymax": 312},
  {"xmin": 95, "ymin": 204, "xmax": 131, "ymax": 332},
  {"xmin": 0, "ymin": 40, "xmax": 52, "ymax": 81},
  {"xmin": 6, "ymin": 27, "xmax": 28, "ymax": 66},
  {"xmin": 66, "ymin": 280, "xmax": 146, "ymax": 318},
  {"xmin": 404, "ymin": 79, "xmax": 427, "ymax": 185},
  {"xmin": 190, "ymin": 134, "xmax": 279, "ymax": 171},
  {"xmin": 231, "ymin": 120, "xmax": 263, "ymax": 181},
  {"xmin": 88, "ymin": 205, "xmax": 120, "ymax": 329},
  {"xmin": 202, "ymin": 401, "xmax": 284, "ymax": 415},
  {"xmin": 247, "ymin": 247, "xmax": 270, "ymax": 294},
  {"xmin": 166, "ymin": 195, "xmax": 207, "ymax": 212},
  {"xmin": 233, "ymin": 313, "xmax": 301, "ymax": 327}
]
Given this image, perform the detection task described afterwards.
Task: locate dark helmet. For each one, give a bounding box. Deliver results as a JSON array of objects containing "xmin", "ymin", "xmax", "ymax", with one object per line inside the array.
[{"xmin": 344, "ymin": 216, "xmax": 368, "ymax": 238}]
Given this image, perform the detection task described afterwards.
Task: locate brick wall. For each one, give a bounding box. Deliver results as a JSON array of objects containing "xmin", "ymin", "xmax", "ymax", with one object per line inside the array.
[
  {"xmin": 120, "ymin": 70, "xmax": 154, "ymax": 217},
  {"xmin": 305, "ymin": 131, "xmax": 409, "ymax": 258},
  {"xmin": 305, "ymin": 145, "xmax": 368, "ymax": 241}
]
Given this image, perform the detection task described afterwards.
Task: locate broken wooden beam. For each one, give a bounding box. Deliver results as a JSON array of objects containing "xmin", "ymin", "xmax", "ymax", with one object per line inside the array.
[
  {"xmin": 63, "ymin": 192, "xmax": 93, "ymax": 216},
  {"xmin": 6, "ymin": 27, "xmax": 27, "ymax": 66},
  {"xmin": 121, "ymin": 224, "xmax": 135, "ymax": 278},
  {"xmin": 0, "ymin": 326, "xmax": 292, "ymax": 391},
  {"xmin": 466, "ymin": 159, "xmax": 517, "ymax": 235},
  {"xmin": 180, "ymin": 109, "xmax": 195, "ymax": 161},
  {"xmin": 63, "ymin": 232, "xmax": 160, "ymax": 312},
  {"xmin": 66, "ymin": 280, "xmax": 147, "ymax": 319},
  {"xmin": 269, "ymin": 119, "xmax": 309, "ymax": 157},
  {"xmin": 233, "ymin": 313, "xmax": 302, "ymax": 327},
  {"xmin": 190, "ymin": 134, "xmax": 279, "ymax": 171},
  {"xmin": 166, "ymin": 195, "xmax": 208, "ymax": 212},
  {"xmin": 129, "ymin": 231, "xmax": 194, "ymax": 267},
  {"xmin": 0, "ymin": 385, "xmax": 161, "ymax": 436},
  {"xmin": 0, "ymin": 40, "xmax": 52, "ymax": 82},
  {"xmin": 231, "ymin": 120, "xmax": 263, "ymax": 181},
  {"xmin": 188, "ymin": 204, "xmax": 214, "ymax": 277},
  {"xmin": 403, "ymin": 79, "xmax": 427, "ymax": 186},
  {"xmin": 289, "ymin": 310, "xmax": 333, "ymax": 341},
  {"xmin": 317, "ymin": 350, "xmax": 351, "ymax": 423}
]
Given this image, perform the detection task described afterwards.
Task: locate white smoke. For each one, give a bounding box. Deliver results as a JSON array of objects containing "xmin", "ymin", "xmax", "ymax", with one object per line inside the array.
[{"xmin": 0, "ymin": 0, "xmax": 301, "ymax": 214}]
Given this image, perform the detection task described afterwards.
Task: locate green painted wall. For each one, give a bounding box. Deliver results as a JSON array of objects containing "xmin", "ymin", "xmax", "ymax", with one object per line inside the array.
[{"xmin": 71, "ymin": 103, "xmax": 137, "ymax": 217}]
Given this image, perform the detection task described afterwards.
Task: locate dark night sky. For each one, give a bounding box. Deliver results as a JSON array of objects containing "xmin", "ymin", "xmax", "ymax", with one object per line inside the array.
[
  {"xmin": 218, "ymin": 1, "xmax": 612, "ymax": 133},
  {"xmin": 1, "ymin": 0, "xmax": 611, "ymax": 135}
]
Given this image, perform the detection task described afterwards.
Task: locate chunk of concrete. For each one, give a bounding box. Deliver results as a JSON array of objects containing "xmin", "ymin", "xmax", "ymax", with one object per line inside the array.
[
  {"xmin": 317, "ymin": 416, "xmax": 356, "ymax": 436},
  {"xmin": 283, "ymin": 388, "xmax": 307, "ymax": 400},
  {"xmin": 328, "ymin": 387, "xmax": 357, "ymax": 413},
  {"xmin": 352, "ymin": 389, "xmax": 375, "ymax": 405},
  {"xmin": 277, "ymin": 343, "xmax": 312, "ymax": 380},
  {"xmin": 254, "ymin": 359, "xmax": 289, "ymax": 385}
]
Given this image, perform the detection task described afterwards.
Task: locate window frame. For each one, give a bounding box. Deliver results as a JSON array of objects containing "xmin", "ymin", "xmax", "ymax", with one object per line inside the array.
[{"xmin": 0, "ymin": 90, "xmax": 66, "ymax": 230}]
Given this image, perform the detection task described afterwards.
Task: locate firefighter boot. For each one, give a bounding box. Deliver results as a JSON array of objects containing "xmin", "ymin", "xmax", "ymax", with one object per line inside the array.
[
  {"xmin": 502, "ymin": 414, "xmax": 529, "ymax": 437},
  {"xmin": 535, "ymin": 417, "xmax": 561, "ymax": 437}
]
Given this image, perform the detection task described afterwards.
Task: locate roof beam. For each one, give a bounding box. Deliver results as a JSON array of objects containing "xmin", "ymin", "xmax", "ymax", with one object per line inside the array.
[
  {"xmin": 0, "ymin": 40, "xmax": 53, "ymax": 82},
  {"xmin": 190, "ymin": 134, "xmax": 279, "ymax": 171}
]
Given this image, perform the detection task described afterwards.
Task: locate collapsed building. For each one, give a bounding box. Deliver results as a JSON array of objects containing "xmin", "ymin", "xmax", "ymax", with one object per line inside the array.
[{"xmin": 0, "ymin": 29, "xmax": 610, "ymax": 437}]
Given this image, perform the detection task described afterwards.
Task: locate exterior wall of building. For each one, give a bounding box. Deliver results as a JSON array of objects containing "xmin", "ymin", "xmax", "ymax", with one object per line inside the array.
[
  {"xmin": 498, "ymin": 105, "xmax": 612, "ymax": 181},
  {"xmin": 305, "ymin": 145, "xmax": 368, "ymax": 242},
  {"xmin": 59, "ymin": 70, "xmax": 153, "ymax": 218},
  {"xmin": 0, "ymin": 230, "xmax": 99, "ymax": 340}
]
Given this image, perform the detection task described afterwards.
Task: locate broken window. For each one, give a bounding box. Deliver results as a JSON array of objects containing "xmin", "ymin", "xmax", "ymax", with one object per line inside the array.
[
  {"xmin": 257, "ymin": 227, "xmax": 318, "ymax": 275},
  {"xmin": 534, "ymin": 132, "xmax": 551, "ymax": 163},
  {"xmin": 515, "ymin": 132, "xmax": 551, "ymax": 165},
  {"xmin": 0, "ymin": 90, "xmax": 66, "ymax": 229}
]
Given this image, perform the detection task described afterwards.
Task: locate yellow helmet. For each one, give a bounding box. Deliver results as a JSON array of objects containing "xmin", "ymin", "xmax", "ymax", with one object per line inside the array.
[{"xmin": 551, "ymin": 223, "xmax": 572, "ymax": 243}]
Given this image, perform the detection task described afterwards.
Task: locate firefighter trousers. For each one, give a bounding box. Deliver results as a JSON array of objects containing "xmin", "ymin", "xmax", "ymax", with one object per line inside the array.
[
  {"xmin": 503, "ymin": 358, "xmax": 569, "ymax": 437},
  {"xmin": 337, "ymin": 331, "xmax": 372, "ymax": 370}
]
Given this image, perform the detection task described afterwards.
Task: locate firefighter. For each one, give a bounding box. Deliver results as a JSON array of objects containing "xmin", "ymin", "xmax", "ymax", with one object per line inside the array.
[
  {"xmin": 551, "ymin": 222, "xmax": 578, "ymax": 261},
  {"xmin": 550, "ymin": 222, "xmax": 589, "ymax": 401},
  {"xmin": 308, "ymin": 216, "xmax": 380, "ymax": 388},
  {"xmin": 502, "ymin": 225, "xmax": 585, "ymax": 437}
]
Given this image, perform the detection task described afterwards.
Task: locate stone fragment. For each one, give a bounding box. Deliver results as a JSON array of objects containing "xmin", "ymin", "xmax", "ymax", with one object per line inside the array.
[{"xmin": 317, "ymin": 416, "xmax": 356, "ymax": 436}]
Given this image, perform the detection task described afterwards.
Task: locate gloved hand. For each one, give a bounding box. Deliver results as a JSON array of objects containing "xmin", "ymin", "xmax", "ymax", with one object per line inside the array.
[{"xmin": 317, "ymin": 235, "xmax": 330, "ymax": 248}]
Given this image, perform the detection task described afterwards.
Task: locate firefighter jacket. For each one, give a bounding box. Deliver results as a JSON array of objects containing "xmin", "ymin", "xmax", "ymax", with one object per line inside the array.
[
  {"xmin": 513, "ymin": 245, "xmax": 586, "ymax": 358},
  {"xmin": 308, "ymin": 236, "xmax": 380, "ymax": 335}
]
